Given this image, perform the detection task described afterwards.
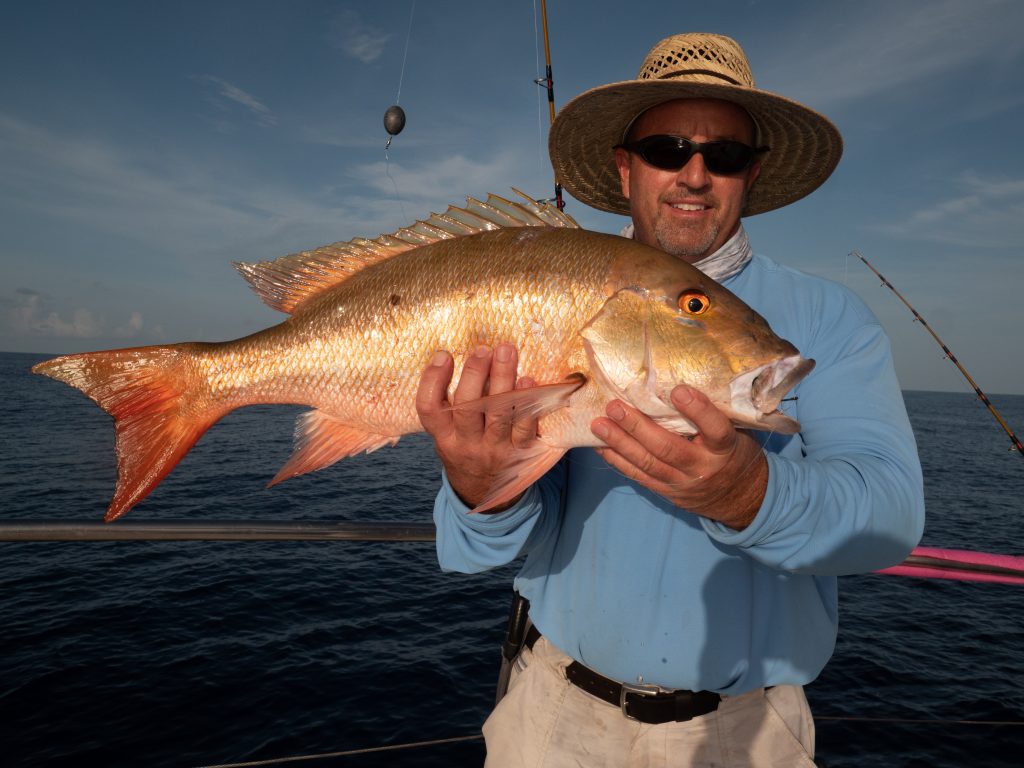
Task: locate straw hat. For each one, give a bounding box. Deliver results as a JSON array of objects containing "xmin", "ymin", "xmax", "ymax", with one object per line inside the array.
[{"xmin": 548, "ymin": 33, "xmax": 843, "ymax": 216}]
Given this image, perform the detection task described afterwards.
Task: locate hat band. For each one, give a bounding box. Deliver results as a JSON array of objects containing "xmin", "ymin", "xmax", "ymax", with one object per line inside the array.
[{"xmin": 655, "ymin": 68, "xmax": 744, "ymax": 86}]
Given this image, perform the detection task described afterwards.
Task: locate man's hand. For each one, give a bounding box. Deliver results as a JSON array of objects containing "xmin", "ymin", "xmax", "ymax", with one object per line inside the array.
[
  {"xmin": 415, "ymin": 343, "xmax": 538, "ymax": 512},
  {"xmin": 591, "ymin": 385, "xmax": 768, "ymax": 530}
]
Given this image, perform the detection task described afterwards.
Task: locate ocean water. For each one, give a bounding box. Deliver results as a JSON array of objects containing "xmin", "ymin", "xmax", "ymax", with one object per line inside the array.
[{"xmin": 1, "ymin": 350, "xmax": 1021, "ymax": 767}]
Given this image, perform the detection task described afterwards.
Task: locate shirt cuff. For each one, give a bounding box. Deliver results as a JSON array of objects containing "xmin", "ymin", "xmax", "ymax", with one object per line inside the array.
[
  {"xmin": 440, "ymin": 468, "xmax": 541, "ymax": 536},
  {"xmin": 698, "ymin": 451, "xmax": 782, "ymax": 548}
]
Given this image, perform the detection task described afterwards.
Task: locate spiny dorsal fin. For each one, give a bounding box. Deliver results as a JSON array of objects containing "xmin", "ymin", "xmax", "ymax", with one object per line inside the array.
[{"xmin": 234, "ymin": 190, "xmax": 579, "ymax": 314}]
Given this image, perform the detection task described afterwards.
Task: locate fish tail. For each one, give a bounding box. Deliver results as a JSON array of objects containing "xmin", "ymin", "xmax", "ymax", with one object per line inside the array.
[{"xmin": 32, "ymin": 343, "xmax": 224, "ymax": 521}]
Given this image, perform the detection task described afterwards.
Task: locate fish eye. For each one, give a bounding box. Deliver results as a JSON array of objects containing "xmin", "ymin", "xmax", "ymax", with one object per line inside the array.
[{"xmin": 679, "ymin": 291, "xmax": 710, "ymax": 315}]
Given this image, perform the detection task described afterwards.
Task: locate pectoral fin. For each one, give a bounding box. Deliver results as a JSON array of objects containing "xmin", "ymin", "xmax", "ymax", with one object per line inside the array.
[
  {"xmin": 446, "ymin": 378, "xmax": 584, "ymax": 421},
  {"xmin": 470, "ymin": 444, "xmax": 567, "ymax": 514},
  {"xmin": 447, "ymin": 379, "xmax": 582, "ymax": 513}
]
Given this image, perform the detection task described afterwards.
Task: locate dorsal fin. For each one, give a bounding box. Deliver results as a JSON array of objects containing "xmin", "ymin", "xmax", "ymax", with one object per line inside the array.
[{"xmin": 234, "ymin": 190, "xmax": 579, "ymax": 314}]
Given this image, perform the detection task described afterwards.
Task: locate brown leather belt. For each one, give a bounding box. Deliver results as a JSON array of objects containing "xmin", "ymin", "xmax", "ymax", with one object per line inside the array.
[{"xmin": 525, "ymin": 625, "xmax": 721, "ymax": 724}]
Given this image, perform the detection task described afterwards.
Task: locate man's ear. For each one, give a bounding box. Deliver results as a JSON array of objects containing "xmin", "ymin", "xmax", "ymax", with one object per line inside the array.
[
  {"xmin": 614, "ymin": 147, "xmax": 632, "ymax": 200},
  {"xmin": 745, "ymin": 160, "xmax": 762, "ymax": 194}
]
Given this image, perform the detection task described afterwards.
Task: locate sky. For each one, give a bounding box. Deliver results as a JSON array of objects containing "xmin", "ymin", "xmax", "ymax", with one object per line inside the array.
[{"xmin": 1, "ymin": 0, "xmax": 1022, "ymax": 397}]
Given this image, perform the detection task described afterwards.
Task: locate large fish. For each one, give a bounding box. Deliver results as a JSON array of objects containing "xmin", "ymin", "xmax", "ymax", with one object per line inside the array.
[{"xmin": 33, "ymin": 192, "xmax": 814, "ymax": 521}]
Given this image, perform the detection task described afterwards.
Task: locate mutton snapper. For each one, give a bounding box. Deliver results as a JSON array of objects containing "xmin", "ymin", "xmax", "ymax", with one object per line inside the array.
[{"xmin": 33, "ymin": 193, "xmax": 814, "ymax": 521}]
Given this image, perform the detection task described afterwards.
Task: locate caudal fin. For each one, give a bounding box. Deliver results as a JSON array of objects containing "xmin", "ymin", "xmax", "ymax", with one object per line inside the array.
[{"xmin": 32, "ymin": 344, "xmax": 222, "ymax": 521}]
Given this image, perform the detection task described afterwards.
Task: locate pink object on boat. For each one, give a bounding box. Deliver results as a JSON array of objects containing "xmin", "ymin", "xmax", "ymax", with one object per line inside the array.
[{"xmin": 876, "ymin": 546, "xmax": 1024, "ymax": 584}]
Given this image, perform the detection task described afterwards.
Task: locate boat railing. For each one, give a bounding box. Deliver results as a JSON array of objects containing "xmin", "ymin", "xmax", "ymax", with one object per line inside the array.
[{"xmin": 0, "ymin": 520, "xmax": 436, "ymax": 542}]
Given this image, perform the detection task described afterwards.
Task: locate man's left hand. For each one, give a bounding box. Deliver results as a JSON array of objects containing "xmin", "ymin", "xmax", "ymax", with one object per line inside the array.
[{"xmin": 591, "ymin": 385, "xmax": 768, "ymax": 530}]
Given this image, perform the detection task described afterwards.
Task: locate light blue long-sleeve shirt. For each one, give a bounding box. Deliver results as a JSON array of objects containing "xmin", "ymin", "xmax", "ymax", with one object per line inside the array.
[{"xmin": 433, "ymin": 252, "xmax": 925, "ymax": 695}]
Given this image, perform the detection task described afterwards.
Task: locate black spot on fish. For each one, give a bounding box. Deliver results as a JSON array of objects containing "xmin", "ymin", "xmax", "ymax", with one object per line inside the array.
[{"xmin": 389, "ymin": 294, "xmax": 401, "ymax": 306}]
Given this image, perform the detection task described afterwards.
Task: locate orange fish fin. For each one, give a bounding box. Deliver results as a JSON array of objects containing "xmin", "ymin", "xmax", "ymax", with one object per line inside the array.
[
  {"xmin": 471, "ymin": 445, "xmax": 567, "ymax": 514},
  {"xmin": 447, "ymin": 378, "xmax": 585, "ymax": 422},
  {"xmin": 234, "ymin": 240, "xmax": 412, "ymax": 315},
  {"xmin": 449, "ymin": 378, "xmax": 582, "ymax": 513},
  {"xmin": 269, "ymin": 410, "xmax": 399, "ymax": 486},
  {"xmin": 32, "ymin": 344, "xmax": 223, "ymax": 521},
  {"xmin": 234, "ymin": 192, "xmax": 579, "ymax": 314}
]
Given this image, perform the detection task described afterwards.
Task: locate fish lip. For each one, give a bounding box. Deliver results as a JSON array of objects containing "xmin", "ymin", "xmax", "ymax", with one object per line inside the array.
[
  {"xmin": 727, "ymin": 354, "xmax": 815, "ymax": 434},
  {"xmin": 753, "ymin": 355, "xmax": 816, "ymax": 411}
]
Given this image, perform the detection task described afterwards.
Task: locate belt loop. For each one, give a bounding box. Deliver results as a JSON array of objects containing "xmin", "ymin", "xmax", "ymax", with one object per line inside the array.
[{"xmin": 672, "ymin": 689, "xmax": 695, "ymax": 723}]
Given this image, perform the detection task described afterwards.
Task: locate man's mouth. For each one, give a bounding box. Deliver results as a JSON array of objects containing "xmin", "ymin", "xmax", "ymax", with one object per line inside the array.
[{"xmin": 667, "ymin": 200, "xmax": 712, "ymax": 212}]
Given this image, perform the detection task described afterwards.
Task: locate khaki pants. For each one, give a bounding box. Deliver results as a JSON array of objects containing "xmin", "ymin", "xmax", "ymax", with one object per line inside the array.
[{"xmin": 484, "ymin": 635, "xmax": 816, "ymax": 768}]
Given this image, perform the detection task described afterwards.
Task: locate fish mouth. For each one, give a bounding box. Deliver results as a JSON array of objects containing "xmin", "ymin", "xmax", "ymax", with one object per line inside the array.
[{"xmin": 727, "ymin": 354, "xmax": 815, "ymax": 434}]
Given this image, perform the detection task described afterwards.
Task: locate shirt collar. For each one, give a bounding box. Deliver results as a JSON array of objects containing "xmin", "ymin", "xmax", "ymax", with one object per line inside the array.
[{"xmin": 617, "ymin": 223, "xmax": 752, "ymax": 281}]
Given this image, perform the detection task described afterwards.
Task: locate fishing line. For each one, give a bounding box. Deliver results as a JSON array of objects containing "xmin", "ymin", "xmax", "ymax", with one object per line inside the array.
[
  {"xmin": 384, "ymin": 0, "xmax": 416, "ymax": 222},
  {"xmin": 384, "ymin": 150, "xmax": 408, "ymax": 224},
  {"xmin": 394, "ymin": 0, "xmax": 415, "ymax": 108}
]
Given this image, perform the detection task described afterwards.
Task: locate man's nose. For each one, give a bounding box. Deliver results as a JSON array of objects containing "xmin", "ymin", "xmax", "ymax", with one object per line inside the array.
[{"xmin": 675, "ymin": 152, "xmax": 711, "ymax": 189}]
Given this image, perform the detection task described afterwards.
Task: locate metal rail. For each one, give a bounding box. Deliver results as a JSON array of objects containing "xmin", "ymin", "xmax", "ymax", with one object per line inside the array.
[{"xmin": 0, "ymin": 520, "xmax": 436, "ymax": 542}]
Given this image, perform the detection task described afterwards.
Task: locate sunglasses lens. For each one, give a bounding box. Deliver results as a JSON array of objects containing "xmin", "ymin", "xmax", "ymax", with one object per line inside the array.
[
  {"xmin": 627, "ymin": 136, "xmax": 757, "ymax": 174},
  {"xmin": 702, "ymin": 142, "xmax": 755, "ymax": 174},
  {"xmin": 638, "ymin": 137, "xmax": 694, "ymax": 170}
]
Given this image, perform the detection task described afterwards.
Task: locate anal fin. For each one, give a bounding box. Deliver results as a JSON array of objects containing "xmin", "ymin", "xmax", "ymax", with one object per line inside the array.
[{"xmin": 270, "ymin": 410, "xmax": 399, "ymax": 486}]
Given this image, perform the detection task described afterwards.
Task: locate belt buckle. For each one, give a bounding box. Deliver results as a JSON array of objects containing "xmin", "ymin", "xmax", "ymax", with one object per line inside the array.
[{"xmin": 619, "ymin": 680, "xmax": 671, "ymax": 722}]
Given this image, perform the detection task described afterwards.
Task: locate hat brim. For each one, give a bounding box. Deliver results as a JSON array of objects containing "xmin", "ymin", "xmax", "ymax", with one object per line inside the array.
[{"xmin": 548, "ymin": 79, "xmax": 843, "ymax": 217}]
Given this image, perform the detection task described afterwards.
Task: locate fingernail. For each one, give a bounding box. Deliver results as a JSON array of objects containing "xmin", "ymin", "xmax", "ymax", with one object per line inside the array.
[
  {"xmin": 592, "ymin": 421, "xmax": 609, "ymax": 439},
  {"xmin": 431, "ymin": 350, "xmax": 448, "ymax": 366},
  {"xmin": 608, "ymin": 402, "xmax": 625, "ymax": 421},
  {"xmin": 674, "ymin": 385, "xmax": 695, "ymax": 404},
  {"xmin": 495, "ymin": 344, "xmax": 512, "ymax": 363},
  {"xmin": 474, "ymin": 345, "xmax": 491, "ymax": 358}
]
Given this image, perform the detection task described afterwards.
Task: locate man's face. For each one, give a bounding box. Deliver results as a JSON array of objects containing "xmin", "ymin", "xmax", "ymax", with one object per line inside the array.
[{"xmin": 614, "ymin": 98, "xmax": 761, "ymax": 264}]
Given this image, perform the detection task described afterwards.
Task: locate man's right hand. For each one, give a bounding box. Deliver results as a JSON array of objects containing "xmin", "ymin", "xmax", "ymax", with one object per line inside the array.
[{"xmin": 415, "ymin": 343, "xmax": 538, "ymax": 512}]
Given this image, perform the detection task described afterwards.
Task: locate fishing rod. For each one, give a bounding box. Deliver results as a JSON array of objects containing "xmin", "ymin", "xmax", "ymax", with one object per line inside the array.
[
  {"xmin": 854, "ymin": 250, "xmax": 1024, "ymax": 458},
  {"xmin": 534, "ymin": 0, "xmax": 564, "ymax": 210}
]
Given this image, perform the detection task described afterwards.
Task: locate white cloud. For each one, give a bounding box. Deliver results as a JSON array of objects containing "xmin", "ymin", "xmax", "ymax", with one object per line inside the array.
[
  {"xmin": 879, "ymin": 172, "xmax": 1024, "ymax": 248},
  {"xmin": 2, "ymin": 287, "xmax": 147, "ymax": 342},
  {"xmin": 299, "ymin": 122, "xmax": 386, "ymax": 149},
  {"xmin": 4, "ymin": 289, "xmax": 102, "ymax": 339},
  {"xmin": 356, "ymin": 150, "xmax": 531, "ymax": 210},
  {"xmin": 195, "ymin": 75, "xmax": 276, "ymax": 127},
  {"xmin": 757, "ymin": 0, "xmax": 1024, "ymax": 110},
  {"xmin": 330, "ymin": 9, "xmax": 391, "ymax": 64},
  {"xmin": 0, "ymin": 111, "xmax": 546, "ymax": 284},
  {"xmin": 0, "ymin": 114, "xmax": 304, "ymax": 257},
  {"xmin": 114, "ymin": 311, "xmax": 144, "ymax": 338}
]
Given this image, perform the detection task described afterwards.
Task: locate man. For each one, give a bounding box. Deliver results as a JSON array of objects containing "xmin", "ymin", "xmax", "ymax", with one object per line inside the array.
[{"xmin": 417, "ymin": 33, "xmax": 924, "ymax": 767}]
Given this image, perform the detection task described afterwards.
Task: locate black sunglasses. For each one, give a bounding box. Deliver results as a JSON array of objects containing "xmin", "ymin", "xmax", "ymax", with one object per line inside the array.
[{"xmin": 615, "ymin": 135, "xmax": 768, "ymax": 175}]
